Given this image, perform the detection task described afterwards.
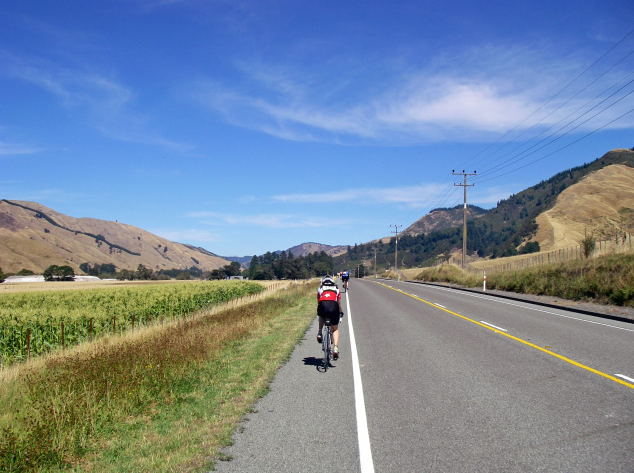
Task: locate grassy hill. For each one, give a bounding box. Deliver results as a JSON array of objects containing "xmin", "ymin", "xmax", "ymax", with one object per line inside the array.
[
  {"xmin": 0, "ymin": 200, "xmax": 230, "ymax": 274},
  {"xmin": 403, "ymin": 205, "xmax": 487, "ymax": 236},
  {"xmin": 335, "ymin": 148, "xmax": 634, "ymax": 271}
]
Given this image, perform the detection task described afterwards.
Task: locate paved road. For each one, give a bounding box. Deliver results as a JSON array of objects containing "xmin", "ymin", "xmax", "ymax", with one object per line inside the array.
[{"xmin": 213, "ymin": 279, "xmax": 634, "ymax": 472}]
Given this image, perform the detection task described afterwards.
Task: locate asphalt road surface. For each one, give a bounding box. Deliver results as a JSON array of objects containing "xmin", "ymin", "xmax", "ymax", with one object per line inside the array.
[{"xmin": 213, "ymin": 279, "xmax": 634, "ymax": 472}]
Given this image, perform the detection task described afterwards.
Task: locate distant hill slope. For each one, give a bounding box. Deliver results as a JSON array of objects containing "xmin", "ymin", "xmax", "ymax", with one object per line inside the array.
[
  {"xmin": 334, "ymin": 148, "xmax": 634, "ymax": 267},
  {"xmin": 403, "ymin": 205, "xmax": 488, "ymax": 236},
  {"xmin": 534, "ymin": 164, "xmax": 634, "ymax": 251},
  {"xmin": 287, "ymin": 242, "xmax": 348, "ymax": 258},
  {"xmin": 0, "ymin": 200, "xmax": 230, "ymax": 274},
  {"xmin": 225, "ymin": 242, "xmax": 348, "ymax": 269}
]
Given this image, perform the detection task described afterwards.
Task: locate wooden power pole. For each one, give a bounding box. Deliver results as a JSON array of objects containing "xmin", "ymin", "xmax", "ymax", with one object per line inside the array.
[
  {"xmin": 453, "ymin": 170, "xmax": 476, "ymax": 268},
  {"xmin": 390, "ymin": 224, "xmax": 402, "ymax": 280}
]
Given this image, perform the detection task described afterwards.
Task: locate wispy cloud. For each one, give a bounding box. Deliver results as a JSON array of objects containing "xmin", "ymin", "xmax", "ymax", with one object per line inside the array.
[
  {"xmin": 0, "ymin": 50, "xmax": 191, "ymax": 152},
  {"xmin": 191, "ymin": 41, "xmax": 634, "ymax": 144},
  {"xmin": 187, "ymin": 211, "xmax": 355, "ymax": 229},
  {"xmin": 0, "ymin": 140, "xmax": 44, "ymax": 156},
  {"xmin": 271, "ymin": 184, "xmax": 442, "ymax": 207}
]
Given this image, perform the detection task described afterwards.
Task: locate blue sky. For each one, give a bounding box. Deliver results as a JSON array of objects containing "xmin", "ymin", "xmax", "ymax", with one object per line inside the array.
[{"xmin": 1, "ymin": 1, "xmax": 633, "ymax": 258}]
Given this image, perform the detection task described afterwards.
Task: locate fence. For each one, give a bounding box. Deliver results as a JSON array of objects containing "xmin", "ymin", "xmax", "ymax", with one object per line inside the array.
[{"xmin": 437, "ymin": 232, "xmax": 633, "ymax": 275}]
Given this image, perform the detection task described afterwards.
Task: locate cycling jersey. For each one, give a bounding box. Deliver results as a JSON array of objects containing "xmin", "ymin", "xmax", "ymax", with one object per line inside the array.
[{"xmin": 318, "ymin": 285, "xmax": 341, "ymax": 302}]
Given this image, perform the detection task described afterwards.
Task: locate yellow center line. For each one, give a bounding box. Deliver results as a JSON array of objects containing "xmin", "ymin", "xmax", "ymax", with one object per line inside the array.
[{"xmin": 375, "ymin": 281, "xmax": 634, "ymax": 391}]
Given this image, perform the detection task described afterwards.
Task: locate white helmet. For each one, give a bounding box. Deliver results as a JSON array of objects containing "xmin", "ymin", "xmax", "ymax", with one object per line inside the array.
[{"xmin": 321, "ymin": 275, "xmax": 335, "ymax": 286}]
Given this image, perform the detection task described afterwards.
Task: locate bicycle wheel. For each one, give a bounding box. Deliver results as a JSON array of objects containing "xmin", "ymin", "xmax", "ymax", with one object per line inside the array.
[{"xmin": 323, "ymin": 328, "xmax": 331, "ymax": 370}]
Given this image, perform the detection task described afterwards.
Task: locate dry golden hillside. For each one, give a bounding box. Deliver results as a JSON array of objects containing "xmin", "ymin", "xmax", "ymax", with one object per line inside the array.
[
  {"xmin": 0, "ymin": 200, "xmax": 229, "ymax": 274},
  {"xmin": 533, "ymin": 164, "xmax": 634, "ymax": 251}
]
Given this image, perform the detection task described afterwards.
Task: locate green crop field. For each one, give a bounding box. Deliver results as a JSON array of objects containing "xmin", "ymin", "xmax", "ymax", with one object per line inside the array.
[{"xmin": 0, "ymin": 280, "xmax": 265, "ymax": 366}]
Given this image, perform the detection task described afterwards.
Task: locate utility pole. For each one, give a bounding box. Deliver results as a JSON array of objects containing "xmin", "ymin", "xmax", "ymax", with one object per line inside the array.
[
  {"xmin": 373, "ymin": 247, "xmax": 377, "ymax": 279},
  {"xmin": 453, "ymin": 170, "xmax": 476, "ymax": 268},
  {"xmin": 390, "ymin": 224, "xmax": 402, "ymax": 281}
]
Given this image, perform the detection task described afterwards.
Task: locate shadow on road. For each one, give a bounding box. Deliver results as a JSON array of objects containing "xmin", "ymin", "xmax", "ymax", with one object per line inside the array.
[{"xmin": 302, "ymin": 356, "xmax": 337, "ymax": 372}]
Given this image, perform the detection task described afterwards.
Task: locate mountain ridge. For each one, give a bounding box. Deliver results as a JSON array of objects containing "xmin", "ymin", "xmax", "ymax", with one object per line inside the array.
[{"xmin": 0, "ymin": 200, "xmax": 230, "ymax": 274}]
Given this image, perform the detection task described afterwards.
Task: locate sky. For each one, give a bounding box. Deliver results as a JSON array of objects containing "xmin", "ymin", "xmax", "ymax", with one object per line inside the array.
[{"xmin": 1, "ymin": 1, "xmax": 634, "ymax": 258}]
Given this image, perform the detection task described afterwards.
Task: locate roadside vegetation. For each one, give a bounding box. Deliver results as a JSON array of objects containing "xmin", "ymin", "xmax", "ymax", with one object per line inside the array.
[
  {"xmin": 410, "ymin": 253, "xmax": 634, "ymax": 307},
  {"xmin": 0, "ymin": 281, "xmax": 316, "ymax": 472},
  {"xmin": 0, "ymin": 280, "xmax": 265, "ymax": 366}
]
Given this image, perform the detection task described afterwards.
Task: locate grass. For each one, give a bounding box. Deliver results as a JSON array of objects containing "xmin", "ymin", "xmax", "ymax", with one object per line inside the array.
[
  {"xmin": 411, "ymin": 253, "xmax": 634, "ymax": 307},
  {"xmin": 0, "ymin": 281, "xmax": 317, "ymax": 472}
]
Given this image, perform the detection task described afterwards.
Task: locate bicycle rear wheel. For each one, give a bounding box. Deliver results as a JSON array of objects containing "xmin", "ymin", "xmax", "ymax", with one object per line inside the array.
[{"xmin": 322, "ymin": 328, "xmax": 331, "ymax": 370}]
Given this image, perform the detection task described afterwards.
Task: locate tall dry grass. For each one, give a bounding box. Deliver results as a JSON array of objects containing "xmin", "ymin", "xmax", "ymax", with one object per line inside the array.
[
  {"xmin": 0, "ymin": 282, "xmax": 315, "ymax": 472},
  {"xmin": 412, "ymin": 253, "xmax": 634, "ymax": 306}
]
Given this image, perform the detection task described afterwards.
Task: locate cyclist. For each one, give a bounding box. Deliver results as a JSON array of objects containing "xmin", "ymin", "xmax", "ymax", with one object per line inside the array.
[
  {"xmin": 316, "ymin": 275, "xmax": 342, "ymax": 360},
  {"xmin": 341, "ymin": 269, "xmax": 349, "ymax": 291}
]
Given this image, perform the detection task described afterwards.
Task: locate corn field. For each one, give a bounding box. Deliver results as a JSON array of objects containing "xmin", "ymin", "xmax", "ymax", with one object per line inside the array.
[{"xmin": 0, "ymin": 280, "xmax": 264, "ymax": 366}]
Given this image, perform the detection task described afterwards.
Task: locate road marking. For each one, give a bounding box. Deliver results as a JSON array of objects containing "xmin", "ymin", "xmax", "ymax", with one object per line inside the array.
[
  {"xmin": 403, "ymin": 282, "xmax": 634, "ymax": 332},
  {"xmin": 346, "ymin": 292, "xmax": 375, "ymax": 473},
  {"xmin": 480, "ymin": 321, "xmax": 508, "ymax": 332},
  {"xmin": 435, "ymin": 303, "xmax": 446, "ymax": 309},
  {"xmin": 616, "ymin": 374, "xmax": 634, "ymax": 383},
  {"xmin": 375, "ymin": 281, "xmax": 634, "ymax": 391}
]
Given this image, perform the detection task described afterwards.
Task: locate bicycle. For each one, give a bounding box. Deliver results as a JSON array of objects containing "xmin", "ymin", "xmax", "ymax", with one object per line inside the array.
[
  {"xmin": 321, "ymin": 311, "xmax": 343, "ymax": 371},
  {"xmin": 342, "ymin": 278, "xmax": 348, "ymax": 293},
  {"xmin": 322, "ymin": 319, "xmax": 334, "ymax": 370}
]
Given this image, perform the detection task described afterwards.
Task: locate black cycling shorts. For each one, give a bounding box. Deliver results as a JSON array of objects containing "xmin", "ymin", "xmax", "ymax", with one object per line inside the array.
[
  {"xmin": 318, "ymin": 300, "xmax": 340, "ymax": 326},
  {"xmin": 341, "ymin": 276, "xmax": 349, "ymax": 281}
]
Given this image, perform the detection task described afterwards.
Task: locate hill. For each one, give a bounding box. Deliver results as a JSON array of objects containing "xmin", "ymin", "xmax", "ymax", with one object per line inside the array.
[
  {"xmin": 225, "ymin": 242, "xmax": 348, "ymax": 269},
  {"xmin": 403, "ymin": 205, "xmax": 488, "ymax": 236},
  {"xmin": 287, "ymin": 242, "xmax": 348, "ymax": 258},
  {"xmin": 533, "ymin": 164, "xmax": 634, "ymax": 251},
  {"xmin": 0, "ymin": 200, "xmax": 230, "ymax": 274},
  {"xmin": 334, "ymin": 148, "xmax": 634, "ymax": 269}
]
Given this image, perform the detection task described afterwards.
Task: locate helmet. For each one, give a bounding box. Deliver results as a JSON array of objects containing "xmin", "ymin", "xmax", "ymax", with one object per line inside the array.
[{"xmin": 321, "ymin": 275, "xmax": 335, "ymax": 286}]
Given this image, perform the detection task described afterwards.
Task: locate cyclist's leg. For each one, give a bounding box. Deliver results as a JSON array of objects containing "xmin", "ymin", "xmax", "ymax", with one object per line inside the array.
[
  {"xmin": 331, "ymin": 324, "xmax": 339, "ymax": 359},
  {"xmin": 331, "ymin": 324, "xmax": 339, "ymax": 347}
]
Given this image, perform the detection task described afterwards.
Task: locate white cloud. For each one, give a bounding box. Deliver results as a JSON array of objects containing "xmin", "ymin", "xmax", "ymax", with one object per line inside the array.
[
  {"xmin": 191, "ymin": 41, "xmax": 634, "ymax": 144},
  {"xmin": 0, "ymin": 140, "xmax": 44, "ymax": 156},
  {"xmin": 271, "ymin": 184, "xmax": 441, "ymax": 206},
  {"xmin": 187, "ymin": 211, "xmax": 354, "ymax": 229},
  {"xmin": 1, "ymin": 51, "xmax": 191, "ymax": 152}
]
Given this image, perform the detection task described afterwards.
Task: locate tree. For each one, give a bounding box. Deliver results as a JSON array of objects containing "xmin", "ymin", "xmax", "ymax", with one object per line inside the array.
[
  {"xmin": 136, "ymin": 264, "xmax": 154, "ymax": 280},
  {"xmin": 579, "ymin": 228, "xmax": 596, "ymax": 259},
  {"xmin": 100, "ymin": 263, "xmax": 116, "ymax": 274},
  {"xmin": 224, "ymin": 261, "xmax": 242, "ymax": 277},
  {"xmin": 43, "ymin": 265, "xmax": 75, "ymax": 281}
]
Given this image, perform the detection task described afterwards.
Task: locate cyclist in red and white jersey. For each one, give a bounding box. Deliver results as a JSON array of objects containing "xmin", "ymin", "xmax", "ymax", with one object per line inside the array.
[{"xmin": 316, "ymin": 275, "xmax": 342, "ymax": 359}]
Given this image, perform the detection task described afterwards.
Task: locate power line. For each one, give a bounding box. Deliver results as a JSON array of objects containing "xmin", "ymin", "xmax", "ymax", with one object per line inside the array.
[
  {"xmin": 458, "ymin": 27, "xmax": 634, "ymax": 177},
  {"xmin": 475, "ymin": 105, "xmax": 634, "ymax": 184},
  {"xmin": 475, "ymin": 75, "xmax": 634, "ymax": 180}
]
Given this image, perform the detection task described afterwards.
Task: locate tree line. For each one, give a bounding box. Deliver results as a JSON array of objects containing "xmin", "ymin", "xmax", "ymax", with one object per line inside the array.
[{"xmin": 246, "ymin": 250, "xmax": 334, "ymax": 280}]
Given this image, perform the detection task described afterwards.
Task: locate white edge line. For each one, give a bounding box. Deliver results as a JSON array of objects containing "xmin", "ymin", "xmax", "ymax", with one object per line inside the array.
[
  {"xmin": 435, "ymin": 303, "xmax": 446, "ymax": 309},
  {"xmin": 480, "ymin": 321, "xmax": 508, "ymax": 332},
  {"xmin": 615, "ymin": 374, "xmax": 634, "ymax": 383},
  {"xmin": 346, "ymin": 293, "xmax": 375, "ymax": 473},
  {"xmin": 416, "ymin": 284, "xmax": 634, "ymax": 333}
]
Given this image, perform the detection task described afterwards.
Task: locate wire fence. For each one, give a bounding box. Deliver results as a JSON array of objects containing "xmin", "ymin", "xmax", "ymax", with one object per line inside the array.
[{"xmin": 437, "ymin": 232, "xmax": 634, "ymax": 275}]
